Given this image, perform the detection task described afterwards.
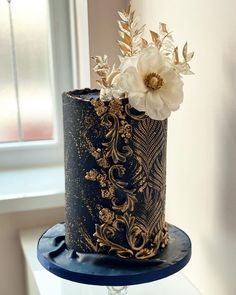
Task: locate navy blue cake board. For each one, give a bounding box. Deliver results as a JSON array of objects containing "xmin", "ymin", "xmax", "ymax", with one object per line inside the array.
[{"xmin": 37, "ymin": 223, "xmax": 191, "ymax": 286}]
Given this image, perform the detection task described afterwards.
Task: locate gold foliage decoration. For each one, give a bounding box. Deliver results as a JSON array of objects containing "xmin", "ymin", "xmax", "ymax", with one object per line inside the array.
[
  {"xmin": 94, "ymin": 223, "xmax": 134, "ymax": 258},
  {"xmin": 85, "ymin": 99, "xmax": 169, "ymax": 259},
  {"xmin": 132, "ymin": 118, "xmax": 168, "ymax": 246},
  {"xmin": 93, "ymin": 2, "xmax": 194, "ymax": 95},
  {"xmin": 133, "ymin": 118, "xmax": 166, "ymax": 192},
  {"xmin": 92, "ymin": 56, "xmax": 120, "ymax": 99},
  {"xmin": 117, "ymin": 4, "xmax": 146, "ymax": 56},
  {"xmin": 173, "ymin": 42, "xmax": 195, "ymax": 75},
  {"xmin": 149, "ymin": 22, "xmax": 175, "ymax": 55}
]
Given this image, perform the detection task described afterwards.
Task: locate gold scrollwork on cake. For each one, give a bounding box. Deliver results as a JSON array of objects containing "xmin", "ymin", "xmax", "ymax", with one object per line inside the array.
[{"xmin": 85, "ymin": 98, "xmax": 169, "ymax": 259}]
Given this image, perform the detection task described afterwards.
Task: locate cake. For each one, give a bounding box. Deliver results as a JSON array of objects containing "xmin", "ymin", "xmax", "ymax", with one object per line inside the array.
[{"xmin": 63, "ymin": 4, "xmax": 193, "ymax": 261}]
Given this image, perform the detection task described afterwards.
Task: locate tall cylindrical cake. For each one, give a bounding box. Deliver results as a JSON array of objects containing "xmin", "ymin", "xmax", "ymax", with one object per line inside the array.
[{"xmin": 63, "ymin": 89, "xmax": 168, "ymax": 260}]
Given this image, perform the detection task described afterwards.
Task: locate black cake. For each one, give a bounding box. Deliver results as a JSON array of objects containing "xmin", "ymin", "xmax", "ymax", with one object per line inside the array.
[{"xmin": 63, "ymin": 89, "xmax": 169, "ymax": 260}]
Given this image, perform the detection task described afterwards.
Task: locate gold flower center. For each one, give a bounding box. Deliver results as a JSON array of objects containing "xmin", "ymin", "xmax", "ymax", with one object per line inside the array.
[{"xmin": 144, "ymin": 73, "xmax": 164, "ymax": 91}]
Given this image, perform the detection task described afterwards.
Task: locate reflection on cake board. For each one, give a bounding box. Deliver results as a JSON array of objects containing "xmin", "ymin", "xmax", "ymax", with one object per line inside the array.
[{"xmin": 37, "ymin": 223, "xmax": 191, "ymax": 289}]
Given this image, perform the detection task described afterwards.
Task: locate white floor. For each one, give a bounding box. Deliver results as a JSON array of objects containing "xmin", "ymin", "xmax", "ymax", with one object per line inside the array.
[{"xmin": 20, "ymin": 227, "xmax": 201, "ymax": 295}]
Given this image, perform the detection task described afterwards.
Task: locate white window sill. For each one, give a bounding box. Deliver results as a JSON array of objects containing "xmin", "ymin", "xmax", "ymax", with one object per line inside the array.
[{"xmin": 0, "ymin": 166, "xmax": 65, "ymax": 214}]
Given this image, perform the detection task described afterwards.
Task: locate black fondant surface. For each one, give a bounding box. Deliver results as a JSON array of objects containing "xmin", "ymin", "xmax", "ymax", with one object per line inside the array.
[
  {"xmin": 37, "ymin": 223, "xmax": 192, "ymax": 286},
  {"xmin": 62, "ymin": 89, "xmax": 168, "ymax": 258},
  {"xmin": 63, "ymin": 89, "xmax": 102, "ymax": 253}
]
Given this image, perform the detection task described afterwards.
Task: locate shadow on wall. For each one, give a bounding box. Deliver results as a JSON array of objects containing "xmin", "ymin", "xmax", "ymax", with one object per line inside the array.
[
  {"xmin": 200, "ymin": 45, "xmax": 236, "ymax": 295},
  {"xmin": 219, "ymin": 50, "xmax": 236, "ymax": 235},
  {"xmin": 209, "ymin": 47, "xmax": 236, "ymax": 295}
]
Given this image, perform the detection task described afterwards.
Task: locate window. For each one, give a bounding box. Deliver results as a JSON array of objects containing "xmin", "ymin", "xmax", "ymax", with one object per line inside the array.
[
  {"xmin": 0, "ymin": 0, "xmax": 90, "ymax": 169},
  {"xmin": 0, "ymin": 0, "xmax": 54, "ymax": 143}
]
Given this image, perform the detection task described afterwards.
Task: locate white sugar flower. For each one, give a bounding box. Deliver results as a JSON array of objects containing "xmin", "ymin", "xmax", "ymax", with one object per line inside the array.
[{"xmin": 118, "ymin": 47, "xmax": 184, "ymax": 120}]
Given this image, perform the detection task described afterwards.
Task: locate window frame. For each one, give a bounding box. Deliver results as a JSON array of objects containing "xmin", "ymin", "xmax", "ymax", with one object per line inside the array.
[{"xmin": 0, "ymin": 0, "xmax": 91, "ymax": 170}]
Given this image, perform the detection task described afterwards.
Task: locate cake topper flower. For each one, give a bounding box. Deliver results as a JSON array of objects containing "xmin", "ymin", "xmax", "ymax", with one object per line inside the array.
[
  {"xmin": 118, "ymin": 47, "xmax": 184, "ymax": 120},
  {"xmin": 92, "ymin": 3, "xmax": 194, "ymax": 120}
]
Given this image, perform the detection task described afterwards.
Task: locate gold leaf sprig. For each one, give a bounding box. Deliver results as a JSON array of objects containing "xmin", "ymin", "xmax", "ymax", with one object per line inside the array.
[
  {"xmin": 149, "ymin": 23, "xmax": 175, "ymax": 55},
  {"xmin": 92, "ymin": 55, "xmax": 120, "ymax": 99},
  {"xmin": 117, "ymin": 4, "xmax": 145, "ymax": 56},
  {"xmin": 159, "ymin": 23, "xmax": 175, "ymax": 55},
  {"xmin": 149, "ymin": 23, "xmax": 194, "ymax": 74},
  {"xmin": 172, "ymin": 42, "xmax": 194, "ymax": 75}
]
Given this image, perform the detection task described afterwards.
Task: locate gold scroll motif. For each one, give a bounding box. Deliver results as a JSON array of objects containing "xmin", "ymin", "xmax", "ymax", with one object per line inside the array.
[{"xmin": 85, "ymin": 100, "xmax": 168, "ymax": 259}]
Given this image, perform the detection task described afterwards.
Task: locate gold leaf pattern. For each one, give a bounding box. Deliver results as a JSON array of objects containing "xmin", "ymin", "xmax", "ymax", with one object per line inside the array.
[
  {"xmin": 92, "ymin": 56, "xmax": 120, "ymax": 98},
  {"xmin": 174, "ymin": 46, "xmax": 179, "ymax": 64},
  {"xmin": 150, "ymin": 30, "xmax": 161, "ymax": 47},
  {"xmin": 77, "ymin": 223, "xmax": 98, "ymax": 252},
  {"xmin": 160, "ymin": 22, "xmax": 168, "ymax": 34},
  {"xmin": 133, "ymin": 118, "xmax": 168, "ymax": 242},
  {"xmin": 141, "ymin": 38, "xmax": 148, "ymax": 49},
  {"xmin": 117, "ymin": 5, "xmax": 145, "ymax": 56},
  {"xmin": 133, "ymin": 119, "xmax": 166, "ymax": 187},
  {"xmin": 92, "ymin": 3, "xmax": 194, "ymax": 95},
  {"xmin": 118, "ymin": 21, "xmax": 129, "ymax": 32},
  {"xmin": 182, "ymin": 42, "xmax": 188, "ymax": 60},
  {"xmin": 173, "ymin": 43, "xmax": 194, "ymax": 75}
]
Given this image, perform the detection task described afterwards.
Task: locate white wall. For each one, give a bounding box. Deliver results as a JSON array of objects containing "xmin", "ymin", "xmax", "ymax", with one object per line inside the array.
[
  {"xmin": 0, "ymin": 207, "xmax": 64, "ymax": 295},
  {"xmin": 88, "ymin": 0, "xmax": 127, "ymax": 88},
  {"xmin": 131, "ymin": 0, "xmax": 236, "ymax": 294}
]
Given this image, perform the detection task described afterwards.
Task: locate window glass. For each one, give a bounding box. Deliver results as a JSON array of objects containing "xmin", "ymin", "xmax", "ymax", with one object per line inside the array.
[
  {"xmin": 0, "ymin": 0, "xmax": 53, "ymax": 143},
  {"xmin": 0, "ymin": 0, "xmax": 19, "ymax": 142}
]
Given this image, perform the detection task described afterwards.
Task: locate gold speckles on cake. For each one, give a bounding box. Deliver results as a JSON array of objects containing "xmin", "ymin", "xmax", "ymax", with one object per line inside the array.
[{"xmin": 63, "ymin": 90, "xmax": 169, "ymax": 259}]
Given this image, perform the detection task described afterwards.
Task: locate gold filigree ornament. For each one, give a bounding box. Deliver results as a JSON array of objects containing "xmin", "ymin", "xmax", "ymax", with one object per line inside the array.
[
  {"xmin": 101, "ymin": 104, "xmax": 133, "ymax": 164},
  {"xmin": 91, "ymin": 99, "xmax": 107, "ymax": 117},
  {"xmin": 109, "ymin": 98, "xmax": 125, "ymax": 119},
  {"xmin": 119, "ymin": 120, "xmax": 132, "ymax": 143},
  {"xmin": 85, "ymin": 169, "xmax": 98, "ymax": 181},
  {"xmin": 101, "ymin": 186, "xmax": 115, "ymax": 200},
  {"xmin": 99, "ymin": 208, "xmax": 115, "ymax": 225},
  {"xmin": 85, "ymin": 96, "xmax": 169, "ymax": 259}
]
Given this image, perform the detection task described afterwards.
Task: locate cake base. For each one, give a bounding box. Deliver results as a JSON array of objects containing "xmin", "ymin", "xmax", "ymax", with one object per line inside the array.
[{"xmin": 37, "ymin": 223, "xmax": 191, "ymax": 286}]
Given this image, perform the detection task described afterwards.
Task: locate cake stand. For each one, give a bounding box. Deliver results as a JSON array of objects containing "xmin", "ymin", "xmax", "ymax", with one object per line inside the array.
[{"xmin": 37, "ymin": 223, "xmax": 191, "ymax": 295}]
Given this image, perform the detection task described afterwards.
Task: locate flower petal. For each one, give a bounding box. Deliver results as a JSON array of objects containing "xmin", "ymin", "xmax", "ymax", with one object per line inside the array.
[
  {"xmin": 159, "ymin": 79, "xmax": 184, "ymax": 110},
  {"xmin": 120, "ymin": 56, "xmax": 139, "ymax": 72},
  {"xmin": 137, "ymin": 47, "xmax": 168, "ymax": 76},
  {"xmin": 119, "ymin": 66, "xmax": 146, "ymax": 93},
  {"xmin": 159, "ymin": 91, "xmax": 182, "ymax": 111},
  {"xmin": 160, "ymin": 68, "xmax": 178, "ymax": 82},
  {"xmin": 145, "ymin": 91, "xmax": 168, "ymax": 120},
  {"xmin": 146, "ymin": 104, "xmax": 171, "ymax": 120},
  {"xmin": 147, "ymin": 91, "xmax": 164, "ymax": 110},
  {"xmin": 128, "ymin": 93, "xmax": 146, "ymax": 112},
  {"xmin": 156, "ymin": 104, "xmax": 172, "ymax": 121},
  {"xmin": 159, "ymin": 83, "xmax": 184, "ymax": 111}
]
